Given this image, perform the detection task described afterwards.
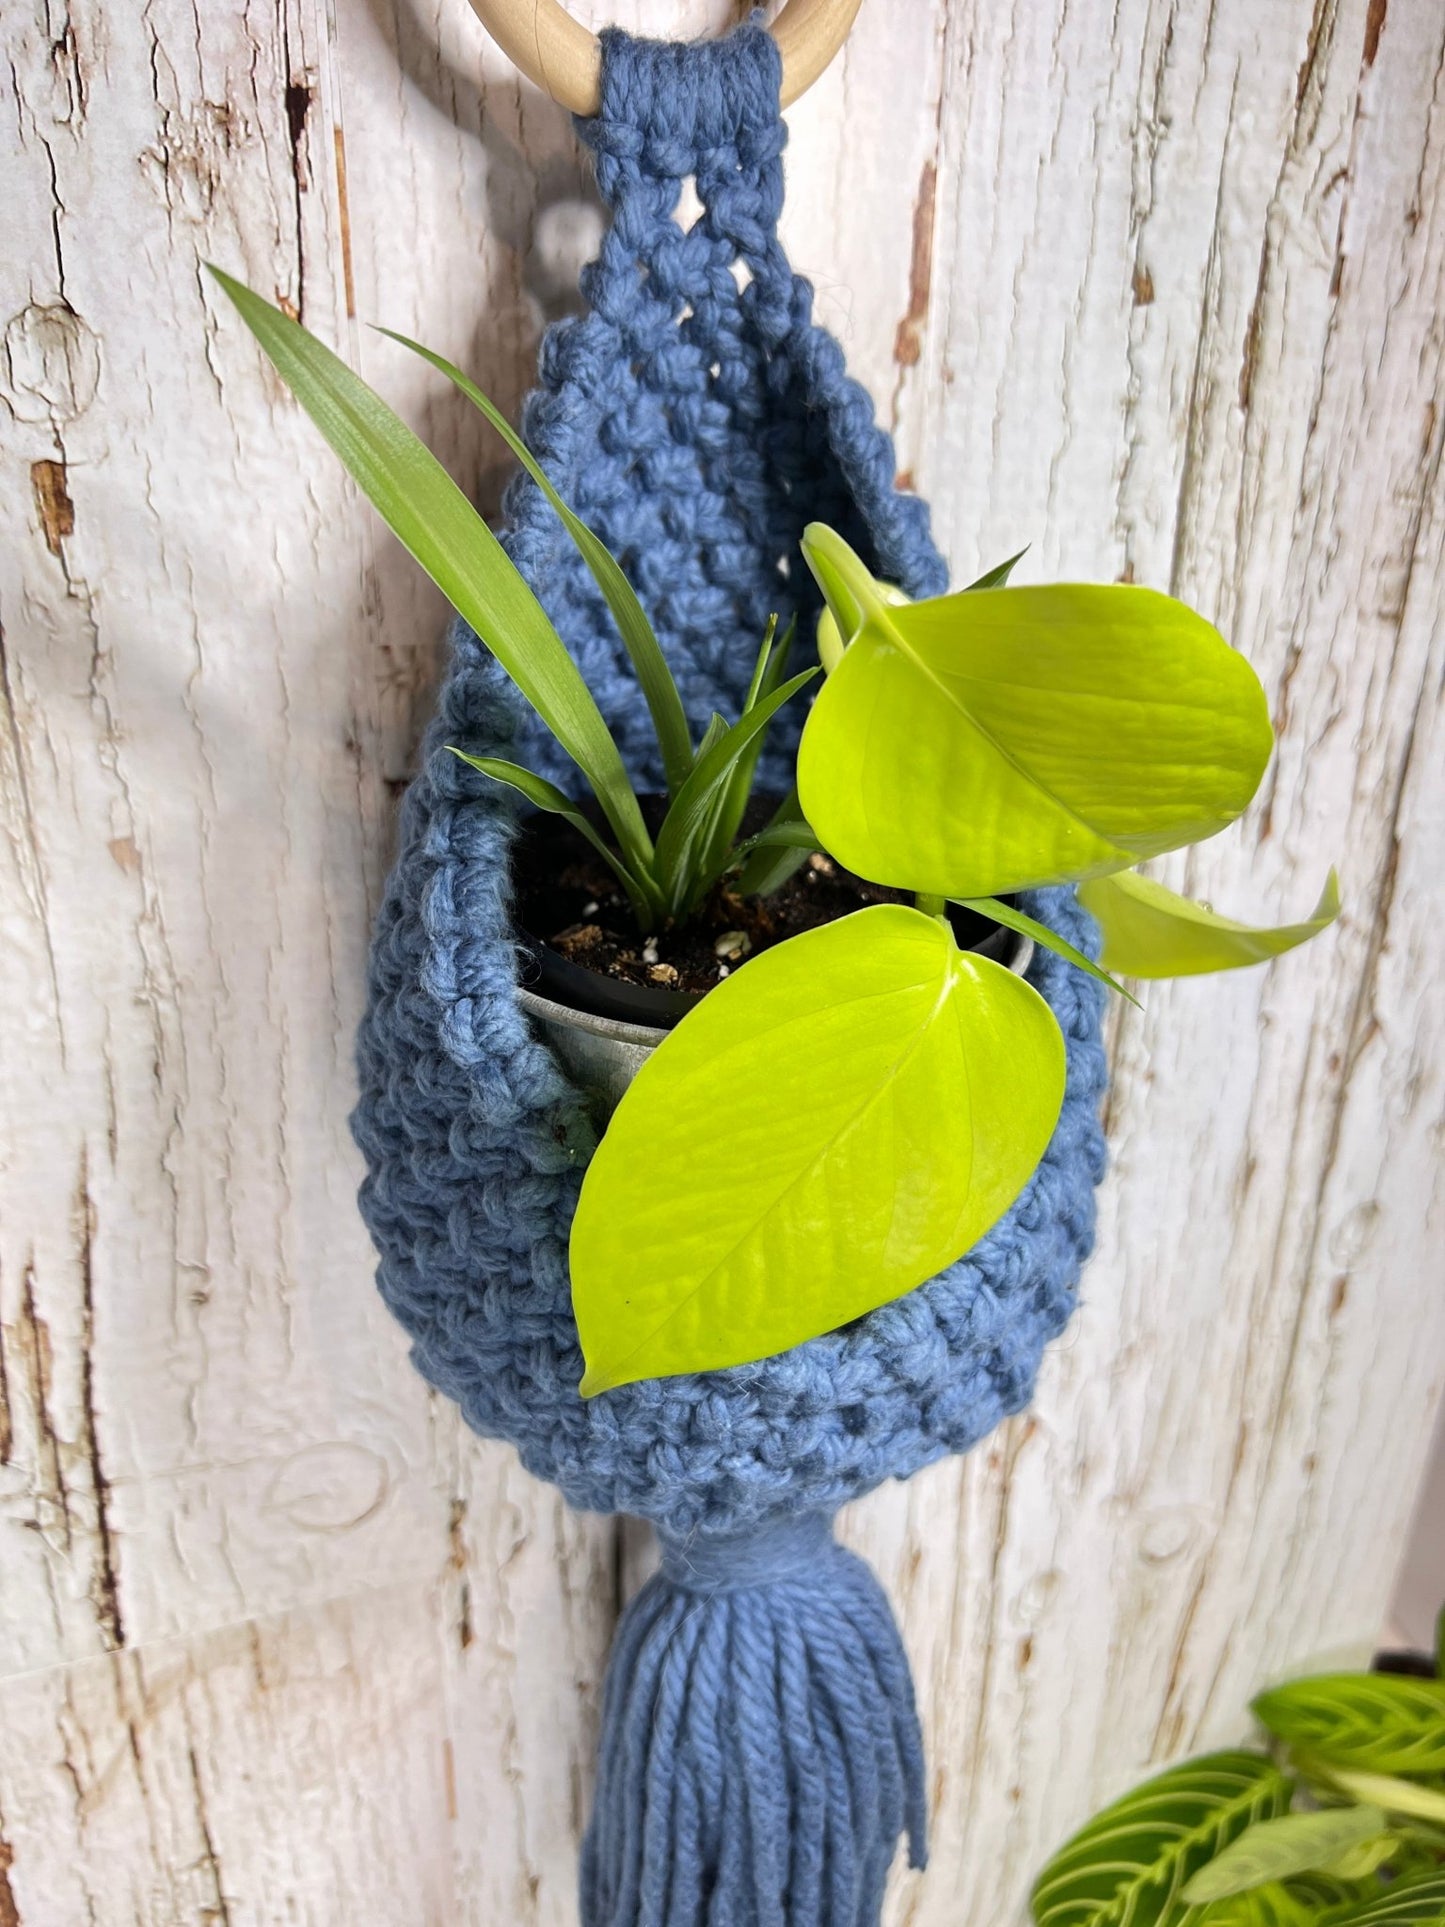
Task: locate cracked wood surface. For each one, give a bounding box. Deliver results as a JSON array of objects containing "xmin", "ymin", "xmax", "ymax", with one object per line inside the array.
[{"xmin": 1, "ymin": 0, "xmax": 1442, "ymax": 1921}]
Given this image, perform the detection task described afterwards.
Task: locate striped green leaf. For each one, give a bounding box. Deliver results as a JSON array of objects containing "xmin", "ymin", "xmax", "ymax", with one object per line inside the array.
[
  {"xmin": 1183, "ymin": 1809, "xmax": 1389, "ymax": 1902},
  {"xmin": 1031, "ymin": 1751, "xmax": 1292, "ymax": 1927},
  {"xmin": 1253, "ymin": 1677, "xmax": 1445, "ymax": 1777},
  {"xmin": 1321, "ymin": 1872, "xmax": 1445, "ymax": 1926}
]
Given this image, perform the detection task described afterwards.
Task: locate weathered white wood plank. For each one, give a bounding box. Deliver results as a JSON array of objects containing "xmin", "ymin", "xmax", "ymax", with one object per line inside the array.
[
  {"xmin": 845, "ymin": 1, "xmax": 1445, "ymax": 1920},
  {"xmin": 2, "ymin": 0, "xmax": 1442, "ymax": 1921},
  {"xmin": 0, "ymin": 0, "xmax": 616, "ymax": 1915}
]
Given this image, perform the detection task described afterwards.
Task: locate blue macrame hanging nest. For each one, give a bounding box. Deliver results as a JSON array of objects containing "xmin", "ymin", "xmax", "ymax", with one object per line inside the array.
[{"xmin": 352, "ymin": 25, "xmax": 1107, "ymax": 1926}]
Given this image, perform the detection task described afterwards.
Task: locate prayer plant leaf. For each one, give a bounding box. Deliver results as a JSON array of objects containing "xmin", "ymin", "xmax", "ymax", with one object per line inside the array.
[
  {"xmin": 1318, "ymin": 1871, "xmax": 1445, "ymax": 1926},
  {"xmin": 954, "ymin": 896, "xmax": 1141, "ymax": 1007},
  {"xmin": 377, "ymin": 327, "xmax": 696, "ymax": 796},
  {"xmin": 1190, "ymin": 1878, "xmax": 1353, "ymax": 1927},
  {"xmin": 1031, "ymin": 1751, "xmax": 1292, "ymax": 1927},
  {"xmin": 206, "ymin": 268, "xmax": 653, "ymax": 872},
  {"xmin": 798, "ymin": 524, "xmax": 1274, "ymax": 899},
  {"xmin": 445, "ymin": 750, "xmax": 656, "ymax": 918},
  {"xmin": 1252, "ymin": 1675, "xmax": 1445, "ymax": 1777},
  {"xmin": 1077, "ymin": 869, "xmax": 1341, "ymax": 978},
  {"xmin": 1318, "ymin": 1835, "xmax": 1405, "ymax": 1883},
  {"xmin": 1182, "ymin": 1809, "xmax": 1390, "ymax": 1903},
  {"xmin": 1314, "ymin": 1774, "xmax": 1445, "ymax": 1829},
  {"xmin": 570, "ymin": 904, "xmax": 1065, "ymax": 1396}
]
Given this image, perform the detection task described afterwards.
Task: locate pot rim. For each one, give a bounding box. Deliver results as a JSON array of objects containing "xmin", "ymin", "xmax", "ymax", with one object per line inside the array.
[
  {"xmin": 517, "ymin": 984, "xmax": 669, "ymax": 1048},
  {"xmin": 518, "ymin": 934, "xmax": 1036, "ymax": 1048}
]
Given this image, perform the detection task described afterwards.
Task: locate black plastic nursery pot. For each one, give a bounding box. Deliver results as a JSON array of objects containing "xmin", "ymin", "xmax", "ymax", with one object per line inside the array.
[{"xmin": 509, "ymin": 796, "xmax": 1031, "ymax": 1116}]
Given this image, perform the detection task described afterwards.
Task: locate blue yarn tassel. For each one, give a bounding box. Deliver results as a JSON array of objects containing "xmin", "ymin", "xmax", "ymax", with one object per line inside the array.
[{"xmin": 581, "ymin": 1512, "xmax": 926, "ymax": 1927}]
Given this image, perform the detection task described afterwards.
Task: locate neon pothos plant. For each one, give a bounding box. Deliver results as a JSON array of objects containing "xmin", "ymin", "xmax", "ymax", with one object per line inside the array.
[
  {"xmin": 211, "ymin": 267, "xmax": 1339, "ymax": 1399},
  {"xmin": 1032, "ymin": 1613, "xmax": 1445, "ymax": 1927}
]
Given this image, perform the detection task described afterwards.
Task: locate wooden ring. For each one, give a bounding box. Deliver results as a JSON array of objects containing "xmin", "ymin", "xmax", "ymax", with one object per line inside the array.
[{"xmin": 466, "ymin": 0, "xmax": 863, "ymax": 115}]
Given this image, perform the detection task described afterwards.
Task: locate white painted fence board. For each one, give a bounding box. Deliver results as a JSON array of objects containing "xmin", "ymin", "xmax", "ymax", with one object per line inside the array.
[{"xmin": 2, "ymin": 0, "xmax": 1442, "ymax": 1920}]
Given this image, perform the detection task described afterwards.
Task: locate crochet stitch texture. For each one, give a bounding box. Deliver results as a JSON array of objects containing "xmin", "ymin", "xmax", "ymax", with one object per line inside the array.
[{"xmin": 350, "ymin": 23, "xmax": 1108, "ymax": 1545}]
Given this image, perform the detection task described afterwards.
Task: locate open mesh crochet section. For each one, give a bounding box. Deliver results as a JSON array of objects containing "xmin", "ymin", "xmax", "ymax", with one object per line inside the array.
[
  {"xmin": 351, "ymin": 24, "xmax": 1109, "ymax": 1541},
  {"xmin": 507, "ymin": 26, "xmax": 948, "ymax": 794}
]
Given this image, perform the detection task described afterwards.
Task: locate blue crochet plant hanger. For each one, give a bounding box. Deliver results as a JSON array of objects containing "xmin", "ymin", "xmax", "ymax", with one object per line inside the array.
[{"xmin": 352, "ymin": 20, "xmax": 1107, "ymax": 1925}]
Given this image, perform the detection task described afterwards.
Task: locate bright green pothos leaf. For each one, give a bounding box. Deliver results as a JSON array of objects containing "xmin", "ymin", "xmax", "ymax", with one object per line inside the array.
[
  {"xmin": 570, "ymin": 904, "xmax": 1065, "ymax": 1395},
  {"xmin": 207, "ymin": 268, "xmax": 654, "ymax": 874},
  {"xmin": 1253, "ymin": 1675, "xmax": 1445, "ymax": 1777},
  {"xmin": 1077, "ymin": 869, "xmax": 1341, "ymax": 978},
  {"xmin": 954, "ymin": 896, "xmax": 1141, "ymax": 1006},
  {"xmin": 446, "ymin": 750, "xmax": 658, "ymax": 921},
  {"xmin": 798, "ymin": 523, "xmax": 1274, "ymax": 899},
  {"xmin": 1030, "ymin": 1751, "xmax": 1292, "ymax": 1927},
  {"xmin": 376, "ymin": 327, "xmax": 696, "ymax": 797},
  {"xmin": 814, "ymin": 548, "xmax": 1027, "ymax": 669},
  {"xmin": 1319, "ymin": 1871, "xmax": 1445, "ymax": 1925},
  {"xmin": 1183, "ymin": 1808, "xmax": 1390, "ymax": 1903},
  {"xmin": 816, "ymin": 577, "xmax": 909, "ymax": 674}
]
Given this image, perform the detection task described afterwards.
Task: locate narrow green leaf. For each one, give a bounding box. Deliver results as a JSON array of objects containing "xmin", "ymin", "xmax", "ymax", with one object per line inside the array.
[
  {"xmin": 1253, "ymin": 1675, "xmax": 1445, "ymax": 1777},
  {"xmin": 954, "ymin": 896, "xmax": 1141, "ymax": 1007},
  {"xmin": 206, "ymin": 267, "xmax": 653, "ymax": 872},
  {"xmin": 733, "ymin": 821, "xmax": 822, "ymax": 859},
  {"xmin": 1318, "ymin": 1774, "xmax": 1445, "ymax": 1828},
  {"xmin": 742, "ymin": 613, "xmax": 782, "ymax": 713},
  {"xmin": 1183, "ymin": 1810, "xmax": 1389, "ymax": 1903},
  {"xmin": 965, "ymin": 546, "xmax": 1028, "ymax": 590},
  {"xmin": 652, "ymin": 668, "xmax": 818, "ymax": 913},
  {"xmin": 1317, "ymin": 1870, "xmax": 1445, "ymax": 1925},
  {"xmin": 735, "ymin": 786, "xmax": 816, "ymax": 897},
  {"xmin": 1031, "ymin": 1751, "xmax": 1292, "ymax": 1927},
  {"xmin": 570, "ymin": 905, "xmax": 1066, "ymax": 1394},
  {"xmin": 1077, "ymin": 869, "xmax": 1340, "ymax": 978},
  {"xmin": 694, "ymin": 713, "xmax": 731, "ymax": 762},
  {"xmin": 696, "ymin": 616, "xmax": 797, "ymax": 888},
  {"xmin": 376, "ymin": 327, "xmax": 695, "ymax": 796},
  {"xmin": 799, "ymin": 523, "xmax": 1274, "ymax": 898},
  {"xmin": 446, "ymin": 750, "xmax": 659, "ymax": 924}
]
